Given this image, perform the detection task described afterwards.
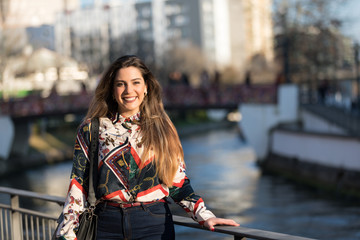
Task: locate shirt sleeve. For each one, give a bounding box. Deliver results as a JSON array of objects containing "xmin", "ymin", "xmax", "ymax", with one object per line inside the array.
[
  {"xmin": 55, "ymin": 119, "xmax": 92, "ymax": 240},
  {"xmin": 169, "ymin": 162, "xmax": 216, "ymax": 225}
]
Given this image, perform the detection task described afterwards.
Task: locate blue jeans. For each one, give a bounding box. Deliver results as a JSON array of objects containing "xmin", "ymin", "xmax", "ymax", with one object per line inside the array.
[{"xmin": 95, "ymin": 201, "xmax": 175, "ymax": 240}]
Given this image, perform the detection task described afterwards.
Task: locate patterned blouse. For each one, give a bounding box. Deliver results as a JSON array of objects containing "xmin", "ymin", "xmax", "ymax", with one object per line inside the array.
[{"xmin": 56, "ymin": 112, "xmax": 215, "ymax": 239}]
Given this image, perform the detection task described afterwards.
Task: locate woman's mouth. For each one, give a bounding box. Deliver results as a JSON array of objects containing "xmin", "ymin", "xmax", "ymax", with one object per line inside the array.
[{"xmin": 123, "ymin": 97, "xmax": 137, "ymax": 102}]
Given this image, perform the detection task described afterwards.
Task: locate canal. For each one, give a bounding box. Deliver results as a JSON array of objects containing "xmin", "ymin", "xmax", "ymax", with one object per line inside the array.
[{"xmin": 1, "ymin": 126, "xmax": 359, "ymax": 240}]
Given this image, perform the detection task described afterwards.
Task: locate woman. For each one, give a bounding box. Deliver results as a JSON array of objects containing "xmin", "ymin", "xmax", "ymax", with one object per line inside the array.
[{"xmin": 55, "ymin": 55, "xmax": 239, "ymax": 240}]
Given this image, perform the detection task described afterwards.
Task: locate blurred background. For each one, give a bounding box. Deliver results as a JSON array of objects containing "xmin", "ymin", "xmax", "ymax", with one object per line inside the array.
[{"xmin": 0, "ymin": 0, "xmax": 360, "ymax": 239}]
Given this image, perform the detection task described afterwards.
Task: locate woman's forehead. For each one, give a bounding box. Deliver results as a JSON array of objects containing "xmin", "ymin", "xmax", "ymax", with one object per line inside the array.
[{"xmin": 116, "ymin": 67, "xmax": 144, "ymax": 80}]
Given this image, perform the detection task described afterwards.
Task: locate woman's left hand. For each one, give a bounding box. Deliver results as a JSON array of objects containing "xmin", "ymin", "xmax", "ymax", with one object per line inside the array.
[{"xmin": 204, "ymin": 217, "xmax": 240, "ymax": 231}]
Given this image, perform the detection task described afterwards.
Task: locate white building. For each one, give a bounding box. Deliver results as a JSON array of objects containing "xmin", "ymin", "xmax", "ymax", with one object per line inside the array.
[
  {"xmin": 54, "ymin": 0, "xmax": 274, "ymax": 80},
  {"xmin": 55, "ymin": 0, "xmax": 137, "ymax": 73},
  {"xmin": 2, "ymin": 0, "xmax": 79, "ymax": 28}
]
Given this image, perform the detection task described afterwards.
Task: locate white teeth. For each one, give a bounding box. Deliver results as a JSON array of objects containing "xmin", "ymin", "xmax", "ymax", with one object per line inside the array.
[{"xmin": 124, "ymin": 97, "xmax": 136, "ymax": 101}]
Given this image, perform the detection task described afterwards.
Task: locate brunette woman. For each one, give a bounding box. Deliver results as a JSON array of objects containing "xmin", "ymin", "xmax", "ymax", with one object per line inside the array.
[{"xmin": 55, "ymin": 55, "xmax": 239, "ymax": 240}]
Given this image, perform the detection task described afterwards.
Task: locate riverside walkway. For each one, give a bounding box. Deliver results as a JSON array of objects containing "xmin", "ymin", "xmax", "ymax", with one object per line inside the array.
[
  {"xmin": 0, "ymin": 186, "xmax": 316, "ymax": 240},
  {"xmin": 302, "ymin": 104, "xmax": 360, "ymax": 137}
]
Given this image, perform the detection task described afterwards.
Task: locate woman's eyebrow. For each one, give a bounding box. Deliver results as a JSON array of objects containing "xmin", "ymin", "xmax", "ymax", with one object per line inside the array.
[{"xmin": 115, "ymin": 78, "xmax": 142, "ymax": 82}]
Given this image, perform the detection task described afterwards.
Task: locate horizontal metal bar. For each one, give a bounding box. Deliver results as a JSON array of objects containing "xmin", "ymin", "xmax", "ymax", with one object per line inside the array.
[
  {"xmin": 0, "ymin": 187, "xmax": 319, "ymax": 240},
  {"xmin": 0, "ymin": 186, "xmax": 65, "ymax": 205},
  {"xmin": 0, "ymin": 203, "xmax": 58, "ymax": 221},
  {"xmin": 0, "ymin": 203, "xmax": 11, "ymax": 210},
  {"xmin": 172, "ymin": 215, "xmax": 317, "ymax": 240},
  {"xmin": 14, "ymin": 208, "xmax": 58, "ymax": 221}
]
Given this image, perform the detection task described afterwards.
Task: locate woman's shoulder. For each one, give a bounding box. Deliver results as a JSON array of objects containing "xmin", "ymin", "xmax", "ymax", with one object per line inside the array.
[
  {"xmin": 80, "ymin": 118, "xmax": 92, "ymax": 127},
  {"xmin": 76, "ymin": 118, "xmax": 92, "ymax": 134}
]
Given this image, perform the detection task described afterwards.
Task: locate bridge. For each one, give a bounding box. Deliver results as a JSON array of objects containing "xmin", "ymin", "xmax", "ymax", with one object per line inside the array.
[
  {"xmin": 0, "ymin": 83, "xmax": 277, "ymax": 162},
  {"xmin": 1, "ymin": 84, "xmax": 277, "ymax": 120}
]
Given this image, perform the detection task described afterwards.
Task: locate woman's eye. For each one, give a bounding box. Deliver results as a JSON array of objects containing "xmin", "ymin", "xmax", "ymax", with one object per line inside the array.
[{"xmin": 116, "ymin": 82, "xmax": 125, "ymax": 87}]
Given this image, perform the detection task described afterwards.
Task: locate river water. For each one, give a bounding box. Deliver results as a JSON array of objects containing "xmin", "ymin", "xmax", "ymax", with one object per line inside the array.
[{"xmin": 1, "ymin": 126, "xmax": 359, "ymax": 240}]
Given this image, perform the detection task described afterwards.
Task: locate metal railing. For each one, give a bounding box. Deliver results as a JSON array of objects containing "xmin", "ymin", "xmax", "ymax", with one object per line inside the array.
[
  {"xmin": 0, "ymin": 186, "xmax": 316, "ymax": 240},
  {"xmin": 302, "ymin": 104, "xmax": 360, "ymax": 137},
  {"xmin": 0, "ymin": 187, "xmax": 63, "ymax": 240}
]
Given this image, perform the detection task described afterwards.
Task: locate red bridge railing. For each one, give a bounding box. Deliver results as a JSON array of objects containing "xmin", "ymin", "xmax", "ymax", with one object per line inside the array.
[{"xmin": 1, "ymin": 84, "xmax": 277, "ymax": 119}]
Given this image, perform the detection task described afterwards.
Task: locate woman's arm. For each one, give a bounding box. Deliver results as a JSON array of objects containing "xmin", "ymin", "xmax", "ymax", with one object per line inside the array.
[
  {"xmin": 55, "ymin": 119, "xmax": 92, "ymax": 239},
  {"xmin": 169, "ymin": 162, "xmax": 239, "ymax": 230}
]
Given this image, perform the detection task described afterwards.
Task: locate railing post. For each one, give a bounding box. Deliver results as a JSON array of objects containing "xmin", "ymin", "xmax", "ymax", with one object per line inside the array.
[
  {"xmin": 235, "ymin": 236, "xmax": 246, "ymax": 240},
  {"xmin": 11, "ymin": 194, "xmax": 22, "ymax": 240}
]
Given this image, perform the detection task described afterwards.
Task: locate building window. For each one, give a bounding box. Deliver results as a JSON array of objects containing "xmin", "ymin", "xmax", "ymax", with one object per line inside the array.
[
  {"xmin": 174, "ymin": 15, "xmax": 187, "ymax": 26},
  {"xmin": 165, "ymin": 4, "xmax": 182, "ymax": 15},
  {"xmin": 202, "ymin": 0, "xmax": 213, "ymax": 12},
  {"xmin": 140, "ymin": 7, "xmax": 151, "ymax": 18}
]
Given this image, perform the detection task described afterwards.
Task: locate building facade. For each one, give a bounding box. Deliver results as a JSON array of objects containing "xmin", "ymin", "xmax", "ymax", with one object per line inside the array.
[
  {"xmin": 54, "ymin": 0, "xmax": 274, "ymax": 81},
  {"xmin": 55, "ymin": 0, "xmax": 137, "ymax": 74},
  {"xmin": 2, "ymin": 0, "xmax": 79, "ymax": 28}
]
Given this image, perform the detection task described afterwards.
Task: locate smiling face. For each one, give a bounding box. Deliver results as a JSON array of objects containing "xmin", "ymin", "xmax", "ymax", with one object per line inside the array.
[{"xmin": 113, "ymin": 66, "xmax": 147, "ymax": 117}]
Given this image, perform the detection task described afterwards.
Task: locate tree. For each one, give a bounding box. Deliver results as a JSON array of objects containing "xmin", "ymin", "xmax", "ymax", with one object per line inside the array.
[
  {"xmin": 273, "ymin": 0, "xmax": 351, "ymax": 100},
  {"xmin": 0, "ymin": 0, "xmax": 28, "ymax": 99},
  {"xmin": 159, "ymin": 39, "xmax": 211, "ymax": 86}
]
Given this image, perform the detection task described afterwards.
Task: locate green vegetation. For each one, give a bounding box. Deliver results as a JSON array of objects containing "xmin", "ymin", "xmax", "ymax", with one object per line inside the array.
[{"xmin": 168, "ymin": 109, "xmax": 212, "ymax": 127}]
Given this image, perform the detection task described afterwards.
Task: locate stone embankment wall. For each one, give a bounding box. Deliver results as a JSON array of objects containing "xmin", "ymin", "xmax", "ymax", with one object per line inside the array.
[{"xmin": 264, "ymin": 126, "xmax": 360, "ymax": 197}]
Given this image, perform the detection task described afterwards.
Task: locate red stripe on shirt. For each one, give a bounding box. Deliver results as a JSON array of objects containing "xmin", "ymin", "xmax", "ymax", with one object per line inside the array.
[
  {"xmin": 68, "ymin": 178, "xmax": 86, "ymax": 197},
  {"xmin": 193, "ymin": 198, "xmax": 204, "ymax": 214},
  {"xmin": 98, "ymin": 160, "xmax": 103, "ymax": 169},
  {"xmin": 184, "ymin": 208, "xmax": 191, "ymax": 213},
  {"xmin": 103, "ymin": 190, "xmax": 128, "ymax": 202},
  {"xmin": 131, "ymin": 146, "xmax": 153, "ymax": 169},
  {"xmin": 77, "ymin": 135, "xmax": 89, "ymax": 161},
  {"xmin": 137, "ymin": 184, "xmax": 168, "ymax": 198},
  {"xmin": 172, "ymin": 176, "xmax": 187, "ymax": 188}
]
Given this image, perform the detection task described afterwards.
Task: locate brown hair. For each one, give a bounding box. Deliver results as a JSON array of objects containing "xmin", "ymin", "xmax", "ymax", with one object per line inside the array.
[{"xmin": 85, "ymin": 55, "xmax": 184, "ymax": 186}]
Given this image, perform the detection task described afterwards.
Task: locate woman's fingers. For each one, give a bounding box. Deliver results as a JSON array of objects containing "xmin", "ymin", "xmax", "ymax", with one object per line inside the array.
[{"xmin": 204, "ymin": 217, "xmax": 240, "ymax": 231}]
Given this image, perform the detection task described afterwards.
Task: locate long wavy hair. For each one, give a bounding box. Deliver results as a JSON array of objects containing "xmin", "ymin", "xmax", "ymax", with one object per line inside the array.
[{"xmin": 85, "ymin": 55, "xmax": 184, "ymax": 186}]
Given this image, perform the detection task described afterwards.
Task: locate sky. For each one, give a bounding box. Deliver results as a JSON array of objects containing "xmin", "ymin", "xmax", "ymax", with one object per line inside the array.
[{"xmin": 337, "ymin": 0, "xmax": 360, "ymax": 43}]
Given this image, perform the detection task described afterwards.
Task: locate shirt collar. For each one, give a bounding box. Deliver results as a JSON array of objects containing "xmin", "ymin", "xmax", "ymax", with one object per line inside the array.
[{"xmin": 112, "ymin": 111, "xmax": 141, "ymax": 124}]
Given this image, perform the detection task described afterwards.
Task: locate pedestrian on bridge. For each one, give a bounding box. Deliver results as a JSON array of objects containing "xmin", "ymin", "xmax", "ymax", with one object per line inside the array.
[{"xmin": 54, "ymin": 55, "xmax": 239, "ymax": 240}]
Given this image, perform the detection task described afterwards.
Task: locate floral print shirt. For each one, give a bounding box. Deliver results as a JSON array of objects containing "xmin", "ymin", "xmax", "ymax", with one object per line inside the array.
[{"xmin": 56, "ymin": 112, "xmax": 216, "ymax": 240}]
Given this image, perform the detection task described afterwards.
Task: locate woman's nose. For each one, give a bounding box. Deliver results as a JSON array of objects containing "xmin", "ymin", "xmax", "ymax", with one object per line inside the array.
[{"xmin": 124, "ymin": 84, "xmax": 133, "ymax": 93}]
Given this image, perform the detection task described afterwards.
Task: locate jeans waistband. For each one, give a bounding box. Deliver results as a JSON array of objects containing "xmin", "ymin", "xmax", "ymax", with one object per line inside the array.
[{"xmin": 98, "ymin": 199, "xmax": 166, "ymax": 209}]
